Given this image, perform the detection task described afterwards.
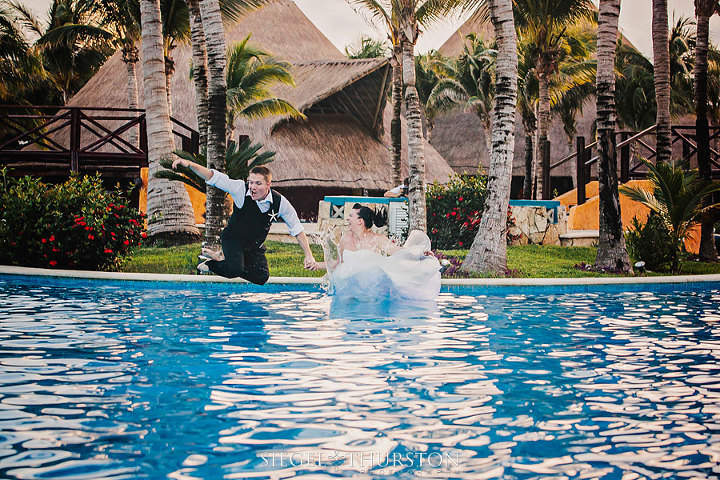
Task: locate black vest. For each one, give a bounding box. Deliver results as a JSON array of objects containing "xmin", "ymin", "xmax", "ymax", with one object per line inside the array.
[{"xmin": 224, "ymin": 187, "xmax": 282, "ymax": 248}]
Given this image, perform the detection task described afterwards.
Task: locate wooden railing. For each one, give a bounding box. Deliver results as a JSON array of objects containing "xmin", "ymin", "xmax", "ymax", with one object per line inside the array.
[
  {"xmin": 0, "ymin": 106, "xmax": 199, "ymax": 178},
  {"xmin": 543, "ymin": 124, "xmax": 720, "ymax": 203}
]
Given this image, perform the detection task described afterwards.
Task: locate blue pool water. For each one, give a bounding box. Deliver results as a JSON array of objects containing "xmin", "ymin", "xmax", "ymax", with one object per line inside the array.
[{"xmin": 0, "ymin": 276, "xmax": 719, "ymax": 479}]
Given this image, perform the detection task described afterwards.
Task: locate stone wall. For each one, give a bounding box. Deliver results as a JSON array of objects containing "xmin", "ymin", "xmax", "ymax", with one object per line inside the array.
[{"xmin": 508, "ymin": 205, "xmax": 567, "ymax": 246}]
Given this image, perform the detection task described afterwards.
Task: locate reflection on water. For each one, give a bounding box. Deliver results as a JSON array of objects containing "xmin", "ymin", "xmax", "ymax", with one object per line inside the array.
[{"xmin": 0, "ymin": 278, "xmax": 719, "ymax": 479}]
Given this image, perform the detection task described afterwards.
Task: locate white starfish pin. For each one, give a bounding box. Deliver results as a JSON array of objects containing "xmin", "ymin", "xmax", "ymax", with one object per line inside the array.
[{"xmin": 268, "ymin": 210, "xmax": 280, "ymax": 222}]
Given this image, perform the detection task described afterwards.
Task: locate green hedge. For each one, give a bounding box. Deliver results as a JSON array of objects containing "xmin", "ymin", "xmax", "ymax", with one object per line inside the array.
[{"xmin": 0, "ymin": 170, "xmax": 146, "ymax": 271}]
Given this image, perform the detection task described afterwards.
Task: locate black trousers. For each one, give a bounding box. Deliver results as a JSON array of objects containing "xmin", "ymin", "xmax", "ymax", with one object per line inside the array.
[{"xmin": 206, "ymin": 233, "xmax": 270, "ymax": 285}]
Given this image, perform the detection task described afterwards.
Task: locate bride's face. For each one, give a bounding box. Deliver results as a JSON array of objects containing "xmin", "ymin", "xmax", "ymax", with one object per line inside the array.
[{"xmin": 348, "ymin": 209, "xmax": 364, "ymax": 229}]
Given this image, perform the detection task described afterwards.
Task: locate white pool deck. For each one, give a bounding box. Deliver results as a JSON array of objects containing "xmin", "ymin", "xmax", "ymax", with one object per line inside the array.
[{"xmin": 2, "ymin": 264, "xmax": 720, "ymax": 287}]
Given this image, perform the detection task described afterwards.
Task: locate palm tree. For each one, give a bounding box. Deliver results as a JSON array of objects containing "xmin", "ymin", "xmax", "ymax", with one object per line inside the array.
[
  {"xmin": 187, "ymin": 0, "xmax": 209, "ymax": 149},
  {"xmin": 195, "ymin": 0, "xmax": 227, "ymax": 250},
  {"xmin": 351, "ymin": 1, "xmax": 465, "ymax": 232},
  {"xmin": 694, "ymin": 0, "xmax": 719, "ymax": 261},
  {"xmin": 140, "ymin": 0, "xmax": 199, "ymax": 242},
  {"xmin": 0, "ymin": 4, "xmax": 51, "ymax": 105},
  {"xmin": 415, "ymin": 50, "xmax": 445, "ymax": 142},
  {"xmin": 620, "ymin": 157, "xmax": 720, "ymax": 265},
  {"xmin": 160, "ymin": 0, "xmax": 189, "ymax": 116},
  {"xmin": 652, "ymin": 0, "xmax": 671, "ymax": 164},
  {"xmin": 516, "ymin": 38, "xmax": 538, "ymax": 199},
  {"xmin": 461, "ymin": 0, "xmax": 517, "ymax": 274},
  {"xmin": 4, "ymin": 0, "xmax": 114, "ymax": 104},
  {"xmin": 430, "ymin": 34, "xmax": 496, "ymax": 154},
  {"xmin": 187, "ymin": 0, "xmax": 273, "ymax": 151},
  {"xmin": 225, "ymin": 36, "xmax": 302, "ymax": 137},
  {"xmin": 512, "ymin": 0, "xmax": 594, "ymax": 199},
  {"xmin": 668, "ymin": 16, "xmax": 696, "ymax": 116},
  {"xmin": 550, "ymin": 23, "xmax": 596, "ymax": 189},
  {"xmin": 615, "ymin": 39, "xmax": 657, "ymax": 131},
  {"xmin": 594, "ymin": 0, "xmax": 631, "ymax": 273},
  {"xmin": 348, "ymin": 1, "xmax": 403, "ymax": 187},
  {"xmin": 86, "ymin": 0, "xmax": 142, "ymax": 144},
  {"xmin": 344, "ymin": 35, "xmax": 389, "ymax": 58}
]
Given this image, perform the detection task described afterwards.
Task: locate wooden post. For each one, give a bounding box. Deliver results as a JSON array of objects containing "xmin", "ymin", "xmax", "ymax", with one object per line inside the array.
[
  {"xmin": 139, "ymin": 116, "xmax": 148, "ymax": 164},
  {"xmin": 191, "ymin": 130, "xmax": 200, "ymax": 154},
  {"xmin": 181, "ymin": 135, "xmax": 192, "ymax": 153},
  {"xmin": 69, "ymin": 108, "xmax": 81, "ymax": 172},
  {"xmin": 576, "ymin": 136, "xmax": 586, "ymax": 205},
  {"xmin": 620, "ymin": 132, "xmax": 630, "ymax": 183},
  {"xmin": 542, "ymin": 139, "xmax": 551, "ymax": 200}
]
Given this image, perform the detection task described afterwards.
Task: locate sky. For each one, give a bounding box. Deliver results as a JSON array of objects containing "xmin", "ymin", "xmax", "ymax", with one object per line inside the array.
[{"xmin": 23, "ymin": 0, "xmax": 720, "ymax": 58}]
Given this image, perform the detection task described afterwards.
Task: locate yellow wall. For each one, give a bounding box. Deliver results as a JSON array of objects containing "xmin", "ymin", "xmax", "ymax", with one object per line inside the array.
[
  {"xmin": 563, "ymin": 179, "xmax": 700, "ymax": 253},
  {"xmin": 139, "ymin": 167, "xmax": 207, "ymax": 225},
  {"xmin": 555, "ymin": 181, "xmax": 599, "ymax": 209}
]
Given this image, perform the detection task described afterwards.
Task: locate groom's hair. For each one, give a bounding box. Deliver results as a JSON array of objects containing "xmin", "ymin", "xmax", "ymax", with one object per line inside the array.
[{"xmin": 250, "ymin": 166, "xmax": 272, "ymax": 182}]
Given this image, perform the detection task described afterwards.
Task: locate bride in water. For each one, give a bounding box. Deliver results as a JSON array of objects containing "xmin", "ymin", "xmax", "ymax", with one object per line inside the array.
[{"xmin": 315, "ymin": 203, "xmax": 441, "ymax": 301}]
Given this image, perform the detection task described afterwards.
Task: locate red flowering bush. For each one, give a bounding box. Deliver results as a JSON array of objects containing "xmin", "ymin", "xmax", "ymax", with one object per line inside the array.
[
  {"xmin": 427, "ymin": 174, "xmax": 518, "ymax": 249},
  {"xmin": 0, "ymin": 170, "xmax": 146, "ymax": 271}
]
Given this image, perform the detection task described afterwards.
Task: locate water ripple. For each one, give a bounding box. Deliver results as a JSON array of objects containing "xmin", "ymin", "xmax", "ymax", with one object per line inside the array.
[{"xmin": 0, "ymin": 278, "xmax": 719, "ymax": 478}]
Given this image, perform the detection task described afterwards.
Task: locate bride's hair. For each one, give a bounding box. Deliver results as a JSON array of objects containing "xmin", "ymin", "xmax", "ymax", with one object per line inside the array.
[{"xmin": 352, "ymin": 203, "xmax": 387, "ymax": 228}]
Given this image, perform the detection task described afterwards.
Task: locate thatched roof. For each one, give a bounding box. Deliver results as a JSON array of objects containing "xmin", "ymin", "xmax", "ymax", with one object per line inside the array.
[
  {"xmin": 66, "ymin": 0, "xmax": 453, "ymax": 189},
  {"xmin": 246, "ymin": 59, "xmax": 453, "ymax": 188}
]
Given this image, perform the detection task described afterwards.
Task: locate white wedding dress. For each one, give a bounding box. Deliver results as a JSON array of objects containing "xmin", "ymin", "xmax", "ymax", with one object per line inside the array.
[{"xmin": 325, "ymin": 230, "xmax": 441, "ymax": 301}]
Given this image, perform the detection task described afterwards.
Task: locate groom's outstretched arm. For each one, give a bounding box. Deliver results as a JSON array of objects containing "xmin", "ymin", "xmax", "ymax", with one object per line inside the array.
[{"xmin": 172, "ymin": 158, "xmax": 213, "ymax": 181}]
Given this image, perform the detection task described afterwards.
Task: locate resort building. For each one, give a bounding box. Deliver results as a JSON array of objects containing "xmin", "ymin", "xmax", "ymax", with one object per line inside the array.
[{"xmin": 65, "ymin": 0, "xmax": 454, "ymax": 220}]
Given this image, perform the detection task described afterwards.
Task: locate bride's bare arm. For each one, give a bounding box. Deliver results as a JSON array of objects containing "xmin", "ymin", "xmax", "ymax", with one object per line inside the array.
[{"xmin": 379, "ymin": 234, "xmax": 401, "ymax": 255}]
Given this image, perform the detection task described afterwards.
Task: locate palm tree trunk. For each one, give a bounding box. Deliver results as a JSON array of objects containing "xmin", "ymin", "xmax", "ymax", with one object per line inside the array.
[
  {"xmin": 140, "ymin": 0, "xmax": 199, "ymax": 241},
  {"xmin": 695, "ymin": 0, "xmax": 719, "ymax": 261},
  {"xmin": 481, "ymin": 115, "xmax": 492, "ymax": 162},
  {"xmin": 536, "ymin": 64, "xmax": 551, "ymax": 199},
  {"xmin": 199, "ymin": 0, "xmax": 228, "ymax": 250},
  {"xmin": 652, "ymin": 0, "xmax": 672, "ymax": 164},
  {"xmin": 165, "ymin": 56, "xmax": 174, "ymax": 116},
  {"xmin": 391, "ymin": 46, "xmax": 403, "ymax": 187},
  {"xmin": 188, "ymin": 0, "xmax": 209, "ymax": 151},
  {"xmin": 523, "ymin": 132, "xmax": 533, "ymax": 199},
  {"xmin": 122, "ymin": 43, "xmax": 140, "ymax": 147},
  {"xmin": 595, "ymin": 0, "xmax": 632, "ymax": 273},
  {"xmin": 401, "ymin": 31, "xmax": 427, "ymax": 233},
  {"xmin": 461, "ymin": 0, "xmax": 518, "ymax": 274}
]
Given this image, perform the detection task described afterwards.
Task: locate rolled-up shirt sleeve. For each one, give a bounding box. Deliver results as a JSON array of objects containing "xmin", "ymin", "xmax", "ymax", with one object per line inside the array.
[
  {"xmin": 279, "ymin": 196, "xmax": 304, "ymax": 236},
  {"xmin": 206, "ymin": 169, "xmax": 246, "ymax": 207}
]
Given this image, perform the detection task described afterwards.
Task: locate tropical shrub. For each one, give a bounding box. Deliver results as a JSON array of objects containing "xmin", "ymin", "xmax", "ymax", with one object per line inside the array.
[
  {"xmin": 0, "ymin": 170, "xmax": 146, "ymax": 271},
  {"xmin": 625, "ymin": 214, "xmax": 680, "ymax": 272},
  {"xmin": 620, "ymin": 157, "xmax": 720, "ymax": 270},
  {"xmin": 427, "ymin": 174, "xmax": 518, "ymax": 249}
]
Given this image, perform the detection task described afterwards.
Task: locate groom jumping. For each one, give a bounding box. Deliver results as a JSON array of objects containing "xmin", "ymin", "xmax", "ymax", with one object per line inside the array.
[{"xmin": 171, "ymin": 159, "xmax": 318, "ymax": 284}]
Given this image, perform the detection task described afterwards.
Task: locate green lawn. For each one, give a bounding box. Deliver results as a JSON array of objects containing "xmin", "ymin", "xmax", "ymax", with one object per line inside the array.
[{"xmin": 121, "ymin": 241, "xmax": 720, "ymax": 278}]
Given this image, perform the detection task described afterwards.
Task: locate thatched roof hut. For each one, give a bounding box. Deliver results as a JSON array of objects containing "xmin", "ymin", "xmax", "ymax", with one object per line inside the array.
[
  {"xmin": 432, "ymin": 13, "xmax": 597, "ymax": 196},
  {"xmin": 66, "ymin": 0, "xmax": 453, "ymax": 217}
]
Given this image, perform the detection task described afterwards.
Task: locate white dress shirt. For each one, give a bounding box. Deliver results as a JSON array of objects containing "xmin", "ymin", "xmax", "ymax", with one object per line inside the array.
[{"xmin": 206, "ymin": 170, "xmax": 304, "ymax": 236}]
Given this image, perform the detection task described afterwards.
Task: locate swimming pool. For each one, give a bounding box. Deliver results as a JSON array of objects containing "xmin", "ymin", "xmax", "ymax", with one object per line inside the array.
[{"xmin": 0, "ymin": 274, "xmax": 719, "ymax": 479}]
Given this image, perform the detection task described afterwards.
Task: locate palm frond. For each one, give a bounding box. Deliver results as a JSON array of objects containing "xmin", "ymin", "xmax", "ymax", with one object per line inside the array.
[
  {"xmin": 238, "ymin": 98, "xmax": 304, "ymax": 120},
  {"xmin": 219, "ymin": 0, "xmax": 272, "ymax": 22},
  {"xmin": 5, "ymin": 0, "xmax": 45, "ymax": 37},
  {"xmin": 39, "ymin": 23, "xmax": 115, "ymax": 46}
]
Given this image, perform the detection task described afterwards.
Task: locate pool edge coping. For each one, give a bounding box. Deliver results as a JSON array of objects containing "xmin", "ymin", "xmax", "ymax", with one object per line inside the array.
[{"xmin": 2, "ymin": 265, "xmax": 720, "ymax": 287}]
